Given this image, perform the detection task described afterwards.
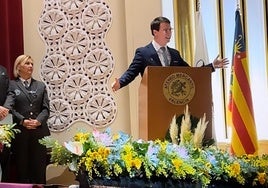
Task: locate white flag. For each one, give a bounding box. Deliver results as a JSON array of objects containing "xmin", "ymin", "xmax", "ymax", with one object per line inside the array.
[{"xmin": 194, "ymin": 11, "xmax": 209, "ymax": 66}]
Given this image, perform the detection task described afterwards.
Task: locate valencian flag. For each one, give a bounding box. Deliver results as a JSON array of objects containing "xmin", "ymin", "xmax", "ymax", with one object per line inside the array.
[{"xmin": 228, "ymin": 9, "xmax": 258, "ymax": 156}]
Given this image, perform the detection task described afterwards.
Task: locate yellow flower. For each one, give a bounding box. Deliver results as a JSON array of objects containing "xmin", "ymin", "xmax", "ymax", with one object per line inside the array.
[
  {"xmin": 112, "ymin": 133, "xmax": 120, "ymax": 141},
  {"xmin": 82, "ymin": 153, "xmax": 94, "ymax": 172},
  {"xmin": 98, "ymin": 147, "xmax": 110, "ymax": 158},
  {"xmin": 159, "ymin": 140, "xmax": 168, "ymax": 151},
  {"xmin": 247, "ymin": 154, "xmax": 255, "ymax": 159},
  {"xmin": 172, "ymin": 158, "xmax": 183, "ymax": 169},
  {"xmin": 123, "ymin": 143, "xmax": 133, "ymax": 153},
  {"xmin": 258, "ymin": 158, "xmax": 268, "ymax": 168},
  {"xmin": 132, "ymin": 158, "xmax": 142, "ymax": 169},
  {"xmin": 122, "ymin": 153, "xmax": 133, "ymax": 171},
  {"xmin": 205, "ymin": 162, "xmax": 212, "ymax": 169},
  {"xmin": 124, "ymin": 153, "xmax": 133, "ymax": 161},
  {"xmin": 113, "ymin": 164, "xmax": 123, "ymax": 176},
  {"xmin": 74, "ymin": 132, "xmax": 89, "ymax": 143},
  {"xmin": 229, "ymin": 162, "xmax": 241, "ymax": 177},
  {"xmin": 257, "ymin": 172, "xmax": 266, "ymax": 185}
]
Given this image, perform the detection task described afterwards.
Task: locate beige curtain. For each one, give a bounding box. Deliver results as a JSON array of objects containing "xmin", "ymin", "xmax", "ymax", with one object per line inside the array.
[{"xmin": 173, "ymin": 0, "xmax": 195, "ymax": 65}]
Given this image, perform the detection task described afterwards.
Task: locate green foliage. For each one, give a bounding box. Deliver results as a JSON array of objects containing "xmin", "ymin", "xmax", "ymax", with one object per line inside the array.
[
  {"xmin": 39, "ymin": 136, "xmax": 75, "ymax": 165},
  {"xmin": 0, "ymin": 123, "xmax": 20, "ymax": 147}
]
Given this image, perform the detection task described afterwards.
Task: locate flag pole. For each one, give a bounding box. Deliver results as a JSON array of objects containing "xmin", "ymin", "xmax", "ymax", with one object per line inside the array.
[
  {"xmin": 236, "ymin": 0, "xmax": 240, "ymax": 10},
  {"xmin": 196, "ymin": 0, "xmax": 200, "ymax": 12}
]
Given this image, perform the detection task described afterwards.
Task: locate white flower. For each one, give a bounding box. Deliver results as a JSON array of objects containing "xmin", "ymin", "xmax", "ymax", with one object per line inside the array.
[{"xmin": 64, "ymin": 141, "xmax": 84, "ymax": 156}]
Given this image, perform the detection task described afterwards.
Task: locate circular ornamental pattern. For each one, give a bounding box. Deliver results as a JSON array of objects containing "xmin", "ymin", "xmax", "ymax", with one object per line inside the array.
[
  {"xmin": 61, "ymin": 29, "xmax": 90, "ymax": 60},
  {"xmin": 82, "ymin": 1, "xmax": 112, "ymax": 34},
  {"xmin": 87, "ymin": 93, "xmax": 116, "ymax": 128},
  {"xmin": 84, "ymin": 48, "xmax": 113, "ymax": 80},
  {"xmin": 48, "ymin": 98, "xmax": 71, "ymax": 132},
  {"xmin": 60, "ymin": 0, "xmax": 87, "ymax": 15},
  {"xmin": 38, "ymin": 10, "xmax": 67, "ymax": 40},
  {"xmin": 64, "ymin": 74, "xmax": 93, "ymax": 104},
  {"xmin": 41, "ymin": 54, "xmax": 69, "ymax": 84},
  {"xmin": 163, "ymin": 72, "xmax": 195, "ymax": 105}
]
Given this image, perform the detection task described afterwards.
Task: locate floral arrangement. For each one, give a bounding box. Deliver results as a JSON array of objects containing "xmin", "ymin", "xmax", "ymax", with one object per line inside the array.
[
  {"xmin": 0, "ymin": 124, "xmax": 20, "ymax": 151},
  {"xmin": 40, "ymin": 106, "xmax": 268, "ymax": 188}
]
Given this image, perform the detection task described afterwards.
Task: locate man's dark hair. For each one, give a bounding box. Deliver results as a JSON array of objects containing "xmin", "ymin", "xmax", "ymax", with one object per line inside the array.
[{"xmin": 150, "ymin": 16, "xmax": 170, "ymax": 36}]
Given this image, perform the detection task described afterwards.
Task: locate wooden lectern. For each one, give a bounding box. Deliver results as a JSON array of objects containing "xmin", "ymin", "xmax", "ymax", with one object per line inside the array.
[{"xmin": 139, "ymin": 66, "xmax": 213, "ymax": 141}]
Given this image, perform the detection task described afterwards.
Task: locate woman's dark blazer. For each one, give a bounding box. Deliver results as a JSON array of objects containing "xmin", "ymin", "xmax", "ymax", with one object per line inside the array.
[
  {"xmin": 4, "ymin": 78, "xmax": 50, "ymax": 137},
  {"xmin": 0, "ymin": 65, "xmax": 9, "ymax": 105}
]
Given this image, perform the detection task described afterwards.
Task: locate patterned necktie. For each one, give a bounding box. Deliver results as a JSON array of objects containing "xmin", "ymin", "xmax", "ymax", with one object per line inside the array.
[
  {"xmin": 160, "ymin": 47, "xmax": 169, "ymax": 66},
  {"xmin": 24, "ymin": 80, "xmax": 29, "ymax": 89}
]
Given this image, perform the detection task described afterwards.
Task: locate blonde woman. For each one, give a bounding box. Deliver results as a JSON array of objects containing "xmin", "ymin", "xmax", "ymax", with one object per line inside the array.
[{"xmin": 4, "ymin": 54, "xmax": 50, "ymax": 184}]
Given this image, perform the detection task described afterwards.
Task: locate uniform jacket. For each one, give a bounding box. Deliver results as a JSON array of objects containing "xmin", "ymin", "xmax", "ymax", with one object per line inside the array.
[
  {"xmin": 4, "ymin": 78, "xmax": 50, "ymax": 137},
  {"xmin": 0, "ymin": 65, "xmax": 9, "ymax": 105}
]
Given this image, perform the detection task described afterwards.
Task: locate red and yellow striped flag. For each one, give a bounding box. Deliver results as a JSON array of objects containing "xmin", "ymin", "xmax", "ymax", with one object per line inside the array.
[{"xmin": 227, "ymin": 9, "xmax": 258, "ymax": 156}]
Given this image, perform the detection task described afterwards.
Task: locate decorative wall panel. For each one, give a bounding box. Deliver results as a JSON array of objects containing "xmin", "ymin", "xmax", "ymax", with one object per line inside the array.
[{"xmin": 38, "ymin": 0, "xmax": 117, "ymax": 132}]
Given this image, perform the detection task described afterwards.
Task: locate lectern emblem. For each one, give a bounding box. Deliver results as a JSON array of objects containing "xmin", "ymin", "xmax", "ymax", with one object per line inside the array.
[{"xmin": 163, "ymin": 72, "xmax": 195, "ymax": 105}]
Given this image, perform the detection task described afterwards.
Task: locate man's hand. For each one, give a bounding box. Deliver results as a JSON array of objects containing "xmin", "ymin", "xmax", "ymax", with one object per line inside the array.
[
  {"xmin": 0, "ymin": 106, "xmax": 9, "ymax": 120},
  {"xmin": 213, "ymin": 55, "xmax": 229, "ymax": 69},
  {"xmin": 111, "ymin": 78, "xmax": 120, "ymax": 92}
]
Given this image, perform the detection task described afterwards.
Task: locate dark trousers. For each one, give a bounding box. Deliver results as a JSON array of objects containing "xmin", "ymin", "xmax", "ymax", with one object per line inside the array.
[{"xmin": 0, "ymin": 146, "xmax": 11, "ymax": 182}]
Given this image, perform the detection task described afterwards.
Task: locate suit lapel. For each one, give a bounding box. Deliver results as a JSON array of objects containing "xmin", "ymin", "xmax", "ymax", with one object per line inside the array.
[
  {"xmin": 146, "ymin": 43, "xmax": 162, "ymax": 66},
  {"xmin": 29, "ymin": 79, "xmax": 38, "ymax": 92},
  {"xmin": 16, "ymin": 79, "xmax": 33, "ymax": 102},
  {"xmin": 168, "ymin": 47, "xmax": 177, "ymax": 66}
]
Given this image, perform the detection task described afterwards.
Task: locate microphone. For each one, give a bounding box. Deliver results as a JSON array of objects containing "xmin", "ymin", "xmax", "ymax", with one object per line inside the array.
[{"xmin": 195, "ymin": 59, "xmax": 205, "ymax": 67}]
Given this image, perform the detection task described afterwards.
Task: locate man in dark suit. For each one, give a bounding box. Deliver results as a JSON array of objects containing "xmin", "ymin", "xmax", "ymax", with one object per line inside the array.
[
  {"xmin": 111, "ymin": 16, "xmax": 229, "ymax": 91},
  {"xmin": 0, "ymin": 65, "xmax": 10, "ymax": 182},
  {"xmin": 4, "ymin": 55, "xmax": 50, "ymax": 184}
]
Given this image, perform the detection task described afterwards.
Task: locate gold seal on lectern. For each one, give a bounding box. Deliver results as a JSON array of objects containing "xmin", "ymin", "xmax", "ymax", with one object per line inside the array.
[{"xmin": 163, "ymin": 72, "xmax": 195, "ymax": 105}]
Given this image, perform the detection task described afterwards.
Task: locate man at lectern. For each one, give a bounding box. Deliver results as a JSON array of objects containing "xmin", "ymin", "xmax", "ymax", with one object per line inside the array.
[{"xmin": 111, "ymin": 16, "xmax": 228, "ymax": 92}]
